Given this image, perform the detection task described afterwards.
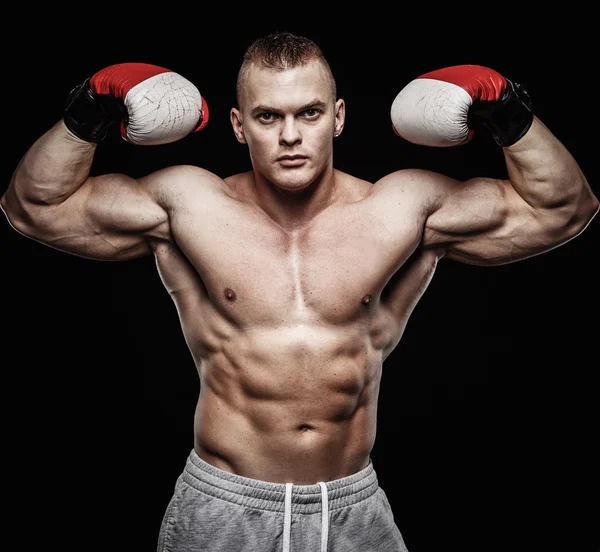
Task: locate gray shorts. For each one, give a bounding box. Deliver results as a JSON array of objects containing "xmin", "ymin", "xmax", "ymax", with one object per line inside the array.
[{"xmin": 157, "ymin": 448, "xmax": 409, "ymax": 552}]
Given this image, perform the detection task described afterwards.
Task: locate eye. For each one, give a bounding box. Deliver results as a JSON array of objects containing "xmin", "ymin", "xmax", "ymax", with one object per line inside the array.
[
  {"xmin": 302, "ymin": 108, "xmax": 321, "ymax": 119},
  {"xmin": 258, "ymin": 112, "xmax": 279, "ymax": 122}
]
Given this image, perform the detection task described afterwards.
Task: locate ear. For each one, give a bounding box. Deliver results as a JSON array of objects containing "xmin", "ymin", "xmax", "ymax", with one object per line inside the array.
[
  {"xmin": 230, "ymin": 108, "xmax": 247, "ymax": 144},
  {"xmin": 333, "ymin": 98, "xmax": 345, "ymax": 138}
]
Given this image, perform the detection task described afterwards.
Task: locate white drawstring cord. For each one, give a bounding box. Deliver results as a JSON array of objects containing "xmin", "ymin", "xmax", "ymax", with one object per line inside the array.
[
  {"xmin": 318, "ymin": 482, "xmax": 329, "ymax": 552},
  {"xmin": 282, "ymin": 481, "xmax": 329, "ymax": 552},
  {"xmin": 283, "ymin": 483, "xmax": 293, "ymax": 552}
]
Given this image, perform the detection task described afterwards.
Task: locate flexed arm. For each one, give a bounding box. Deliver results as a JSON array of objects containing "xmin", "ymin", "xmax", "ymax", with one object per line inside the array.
[
  {"xmin": 383, "ymin": 65, "xmax": 598, "ymax": 265},
  {"xmin": 2, "ymin": 62, "xmax": 210, "ymax": 260}
]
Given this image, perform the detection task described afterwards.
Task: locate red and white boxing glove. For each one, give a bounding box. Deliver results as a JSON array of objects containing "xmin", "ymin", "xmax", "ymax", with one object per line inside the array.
[
  {"xmin": 64, "ymin": 63, "xmax": 209, "ymax": 145},
  {"xmin": 390, "ymin": 65, "xmax": 533, "ymax": 147}
]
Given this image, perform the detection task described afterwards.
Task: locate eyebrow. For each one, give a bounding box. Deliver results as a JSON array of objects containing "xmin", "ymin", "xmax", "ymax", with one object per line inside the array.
[{"xmin": 251, "ymin": 100, "xmax": 327, "ymax": 116}]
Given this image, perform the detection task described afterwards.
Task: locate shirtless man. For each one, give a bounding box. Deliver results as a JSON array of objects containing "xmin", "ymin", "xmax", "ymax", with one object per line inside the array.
[{"xmin": 2, "ymin": 32, "xmax": 597, "ymax": 552}]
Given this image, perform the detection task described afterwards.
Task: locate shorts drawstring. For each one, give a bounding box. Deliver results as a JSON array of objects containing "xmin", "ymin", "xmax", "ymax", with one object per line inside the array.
[
  {"xmin": 318, "ymin": 482, "xmax": 329, "ymax": 551},
  {"xmin": 283, "ymin": 483, "xmax": 293, "ymax": 552},
  {"xmin": 282, "ymin": 481, "xmax": 330, "ymax": 552}
]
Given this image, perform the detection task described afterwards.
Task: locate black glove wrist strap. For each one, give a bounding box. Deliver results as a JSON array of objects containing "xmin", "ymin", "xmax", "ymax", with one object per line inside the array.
[
  {"xmin": 469, "ymin": 79, "xmax": 534, "ymax": 147},
  {"xmin": 63, "ymin": 79, "xmax": 126, "ymax": 143}
]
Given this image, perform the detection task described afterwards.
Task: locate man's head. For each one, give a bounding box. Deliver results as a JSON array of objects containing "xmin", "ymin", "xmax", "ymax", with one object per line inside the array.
[{"xmin": 230, "ymin": 32, "xmax": 345, "ymax": 193}]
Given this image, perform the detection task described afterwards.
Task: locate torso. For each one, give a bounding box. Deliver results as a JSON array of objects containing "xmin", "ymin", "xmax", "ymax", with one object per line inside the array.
[{"xmin": 151, "ymin": 169, "xmax": 440, "ymax": 484}]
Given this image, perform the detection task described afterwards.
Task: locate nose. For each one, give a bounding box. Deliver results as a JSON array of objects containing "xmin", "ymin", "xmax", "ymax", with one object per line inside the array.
[{"xmin": 280, "ymin": 117, "xmax": 301, "ymax": 146}]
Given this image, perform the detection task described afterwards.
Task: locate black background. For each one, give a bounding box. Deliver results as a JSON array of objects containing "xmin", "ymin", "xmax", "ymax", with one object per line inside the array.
[{"xmin": 2, "ymin": 11, "xmax": 598, "ymax": 552}]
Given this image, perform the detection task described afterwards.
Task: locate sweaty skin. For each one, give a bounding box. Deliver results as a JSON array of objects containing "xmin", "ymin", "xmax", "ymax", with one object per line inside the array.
[{"xmin": 2, "ymin": 59, "xmax": 596, "ymax": 486}]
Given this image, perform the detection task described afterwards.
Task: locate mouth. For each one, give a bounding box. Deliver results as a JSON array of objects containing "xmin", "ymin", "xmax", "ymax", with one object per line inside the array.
[{"xmin": 277, "ymin": 155, "xmax": 308, "ymax": 167}]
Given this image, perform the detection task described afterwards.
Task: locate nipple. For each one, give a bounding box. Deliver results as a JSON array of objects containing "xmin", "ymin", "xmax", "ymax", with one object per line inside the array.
[
  {"xmin": 361, "ymin": 294, "xmax": 371, "ymax": 305},
  {"xmin": 224, "ymin": 288, "xmax": 237, "ymax": 301}
]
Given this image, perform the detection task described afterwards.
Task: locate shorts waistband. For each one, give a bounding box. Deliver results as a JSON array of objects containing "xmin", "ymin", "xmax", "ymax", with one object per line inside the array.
[{"xmin": 181, "ymin": 448, "xmax": 379, "ymax": 514}]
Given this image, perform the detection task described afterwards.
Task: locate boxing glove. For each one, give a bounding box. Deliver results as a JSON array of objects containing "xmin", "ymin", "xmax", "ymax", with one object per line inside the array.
[
  {"xmin": 390, "ymin": 65, "xmax": 533, "ymax": 147},
  {"xmin": 64, "ymin": 63, "xmax": 209, "ymax": 145}
]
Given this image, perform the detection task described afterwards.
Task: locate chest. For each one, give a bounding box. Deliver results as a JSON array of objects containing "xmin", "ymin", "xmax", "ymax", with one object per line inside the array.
[{"xmin": 170, "ymin": 199, "xmax": 419, "ymax": 325}]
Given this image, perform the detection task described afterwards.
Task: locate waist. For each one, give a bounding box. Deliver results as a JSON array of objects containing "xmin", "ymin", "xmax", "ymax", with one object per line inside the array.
[
  {"xmin": 194, "ymin": 389, "xmax": 378, "ymax": 483},
  {"xmin": 182, "ymin": 448, "xmax": 379, "ymax": 514}
]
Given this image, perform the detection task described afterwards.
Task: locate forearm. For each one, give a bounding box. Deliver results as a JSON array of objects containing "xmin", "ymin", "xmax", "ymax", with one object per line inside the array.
[
  {"xmin": 503, "ymin": 117, "xmax": 598, "ymax": 222},
  {"xmin": 4, "ymin": 120, "xmax": 95, "ymax": 213}
]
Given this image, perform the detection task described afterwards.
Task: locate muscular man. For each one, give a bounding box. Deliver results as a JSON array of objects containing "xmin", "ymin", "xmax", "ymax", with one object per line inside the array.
[{"xmin": 2, "ymin": 33, "xmax": 597, "ymax": 551}]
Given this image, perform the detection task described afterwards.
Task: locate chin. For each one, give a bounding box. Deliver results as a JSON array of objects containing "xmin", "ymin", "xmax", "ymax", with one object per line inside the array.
[{"xmin": 271, "ymin": 169, "xmax": 316, "ymax": 192}]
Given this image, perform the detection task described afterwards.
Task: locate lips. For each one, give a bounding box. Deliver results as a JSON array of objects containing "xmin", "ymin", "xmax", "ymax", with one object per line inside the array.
[{"xmin": 277, "ymin": 155, "xmax": 308, "ymax": 167}]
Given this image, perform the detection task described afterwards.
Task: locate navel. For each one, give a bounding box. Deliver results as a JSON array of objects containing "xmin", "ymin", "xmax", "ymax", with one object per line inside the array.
[
  {"xmin": 224, "ymin": 287, "xmax": 237, "ymax": 301},
  {"xmin": 298, "ymin": 424, "xmax": 316, "ymax": 432},
  {"xmin": 361, "ymin": 293, "xmax": 372, "ymax": 305}
]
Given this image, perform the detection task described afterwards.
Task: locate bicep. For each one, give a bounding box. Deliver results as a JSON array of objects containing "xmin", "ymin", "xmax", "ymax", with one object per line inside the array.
[
  {"xmin": 20, "ymin": 172, "xmax": 169, "ymax": 261},
  {"xmin": 372, "ymin": 169, "xmax": 551, "ymax": 267},
  {"xmin": 424, "ymin": 175, "xmax": 551, "ymax": 265}
]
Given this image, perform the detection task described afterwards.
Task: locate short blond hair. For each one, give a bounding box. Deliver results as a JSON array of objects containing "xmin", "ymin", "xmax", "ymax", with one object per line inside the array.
[{"xmin": 236, "ymin": 31, "xmax": 337, "ymax": 107}]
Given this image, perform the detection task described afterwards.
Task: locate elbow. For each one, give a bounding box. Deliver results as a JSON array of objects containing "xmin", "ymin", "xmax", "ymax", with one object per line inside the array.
[
  {"xmin": 0, "ymin": 190, "xmax": 7, "ymax": 216},
  {"xmin": 1, "ymin": 187, "xmax": 43, "ymax": 238},
  {"xmin": 1, "ymin": 189, "xmax": 22, "ymax": 230},
  {"xmin": 557, "ymin": 191, "xmax": 600, "ymax": 240},
  {"xmin": 588, "ymin": 191, "xmax": 600, "ymax": 221},
  {"xmin": 574, "ymin": 172, "xmax": 600, "ymax": 230},
  {"xmin": 543, "ymin": 173, "xmax": 600, "ymax": 237},
  {"xmin": 576, "ymin": 188, "xmax": 600, "ymax": 232}
]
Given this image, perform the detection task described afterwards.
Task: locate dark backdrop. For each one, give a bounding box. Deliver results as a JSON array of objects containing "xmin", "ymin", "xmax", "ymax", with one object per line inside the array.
[{"xmin": 2, "ymin": 12, "xmax": 598, "ymax": 552}]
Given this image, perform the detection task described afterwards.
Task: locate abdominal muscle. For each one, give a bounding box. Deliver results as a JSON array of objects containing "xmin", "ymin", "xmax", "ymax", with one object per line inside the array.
[{"xmin": 192, "ymin": 322, "xmax": 382, "ymax": 485}]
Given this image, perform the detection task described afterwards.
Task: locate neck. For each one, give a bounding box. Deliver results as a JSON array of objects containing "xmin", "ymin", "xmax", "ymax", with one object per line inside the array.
[{"xmin": 247, "ymin": 165, "xmax": 338, "ymax": 233}]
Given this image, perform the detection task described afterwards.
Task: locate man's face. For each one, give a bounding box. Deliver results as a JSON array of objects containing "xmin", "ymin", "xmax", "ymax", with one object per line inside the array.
[{"xmin": 231, "ymin": 59, "xmax": 344, "ymax": 192}]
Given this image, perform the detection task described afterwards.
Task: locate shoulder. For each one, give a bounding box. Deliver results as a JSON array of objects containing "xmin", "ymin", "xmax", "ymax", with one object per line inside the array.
[
  {"xmin": 369, "ymin": 168, "xmax": 467, "ymax": 211},
  {"xmin": 137, "ymin": 164, "xmax": 229, "ymax": 207},
  {"xmin": 372, "ymin": 168, "xmax": 456, "ymax": 193},
  {"xmin": 139, "ymin": 164, "xmax": 225, "ymax": 190}
]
